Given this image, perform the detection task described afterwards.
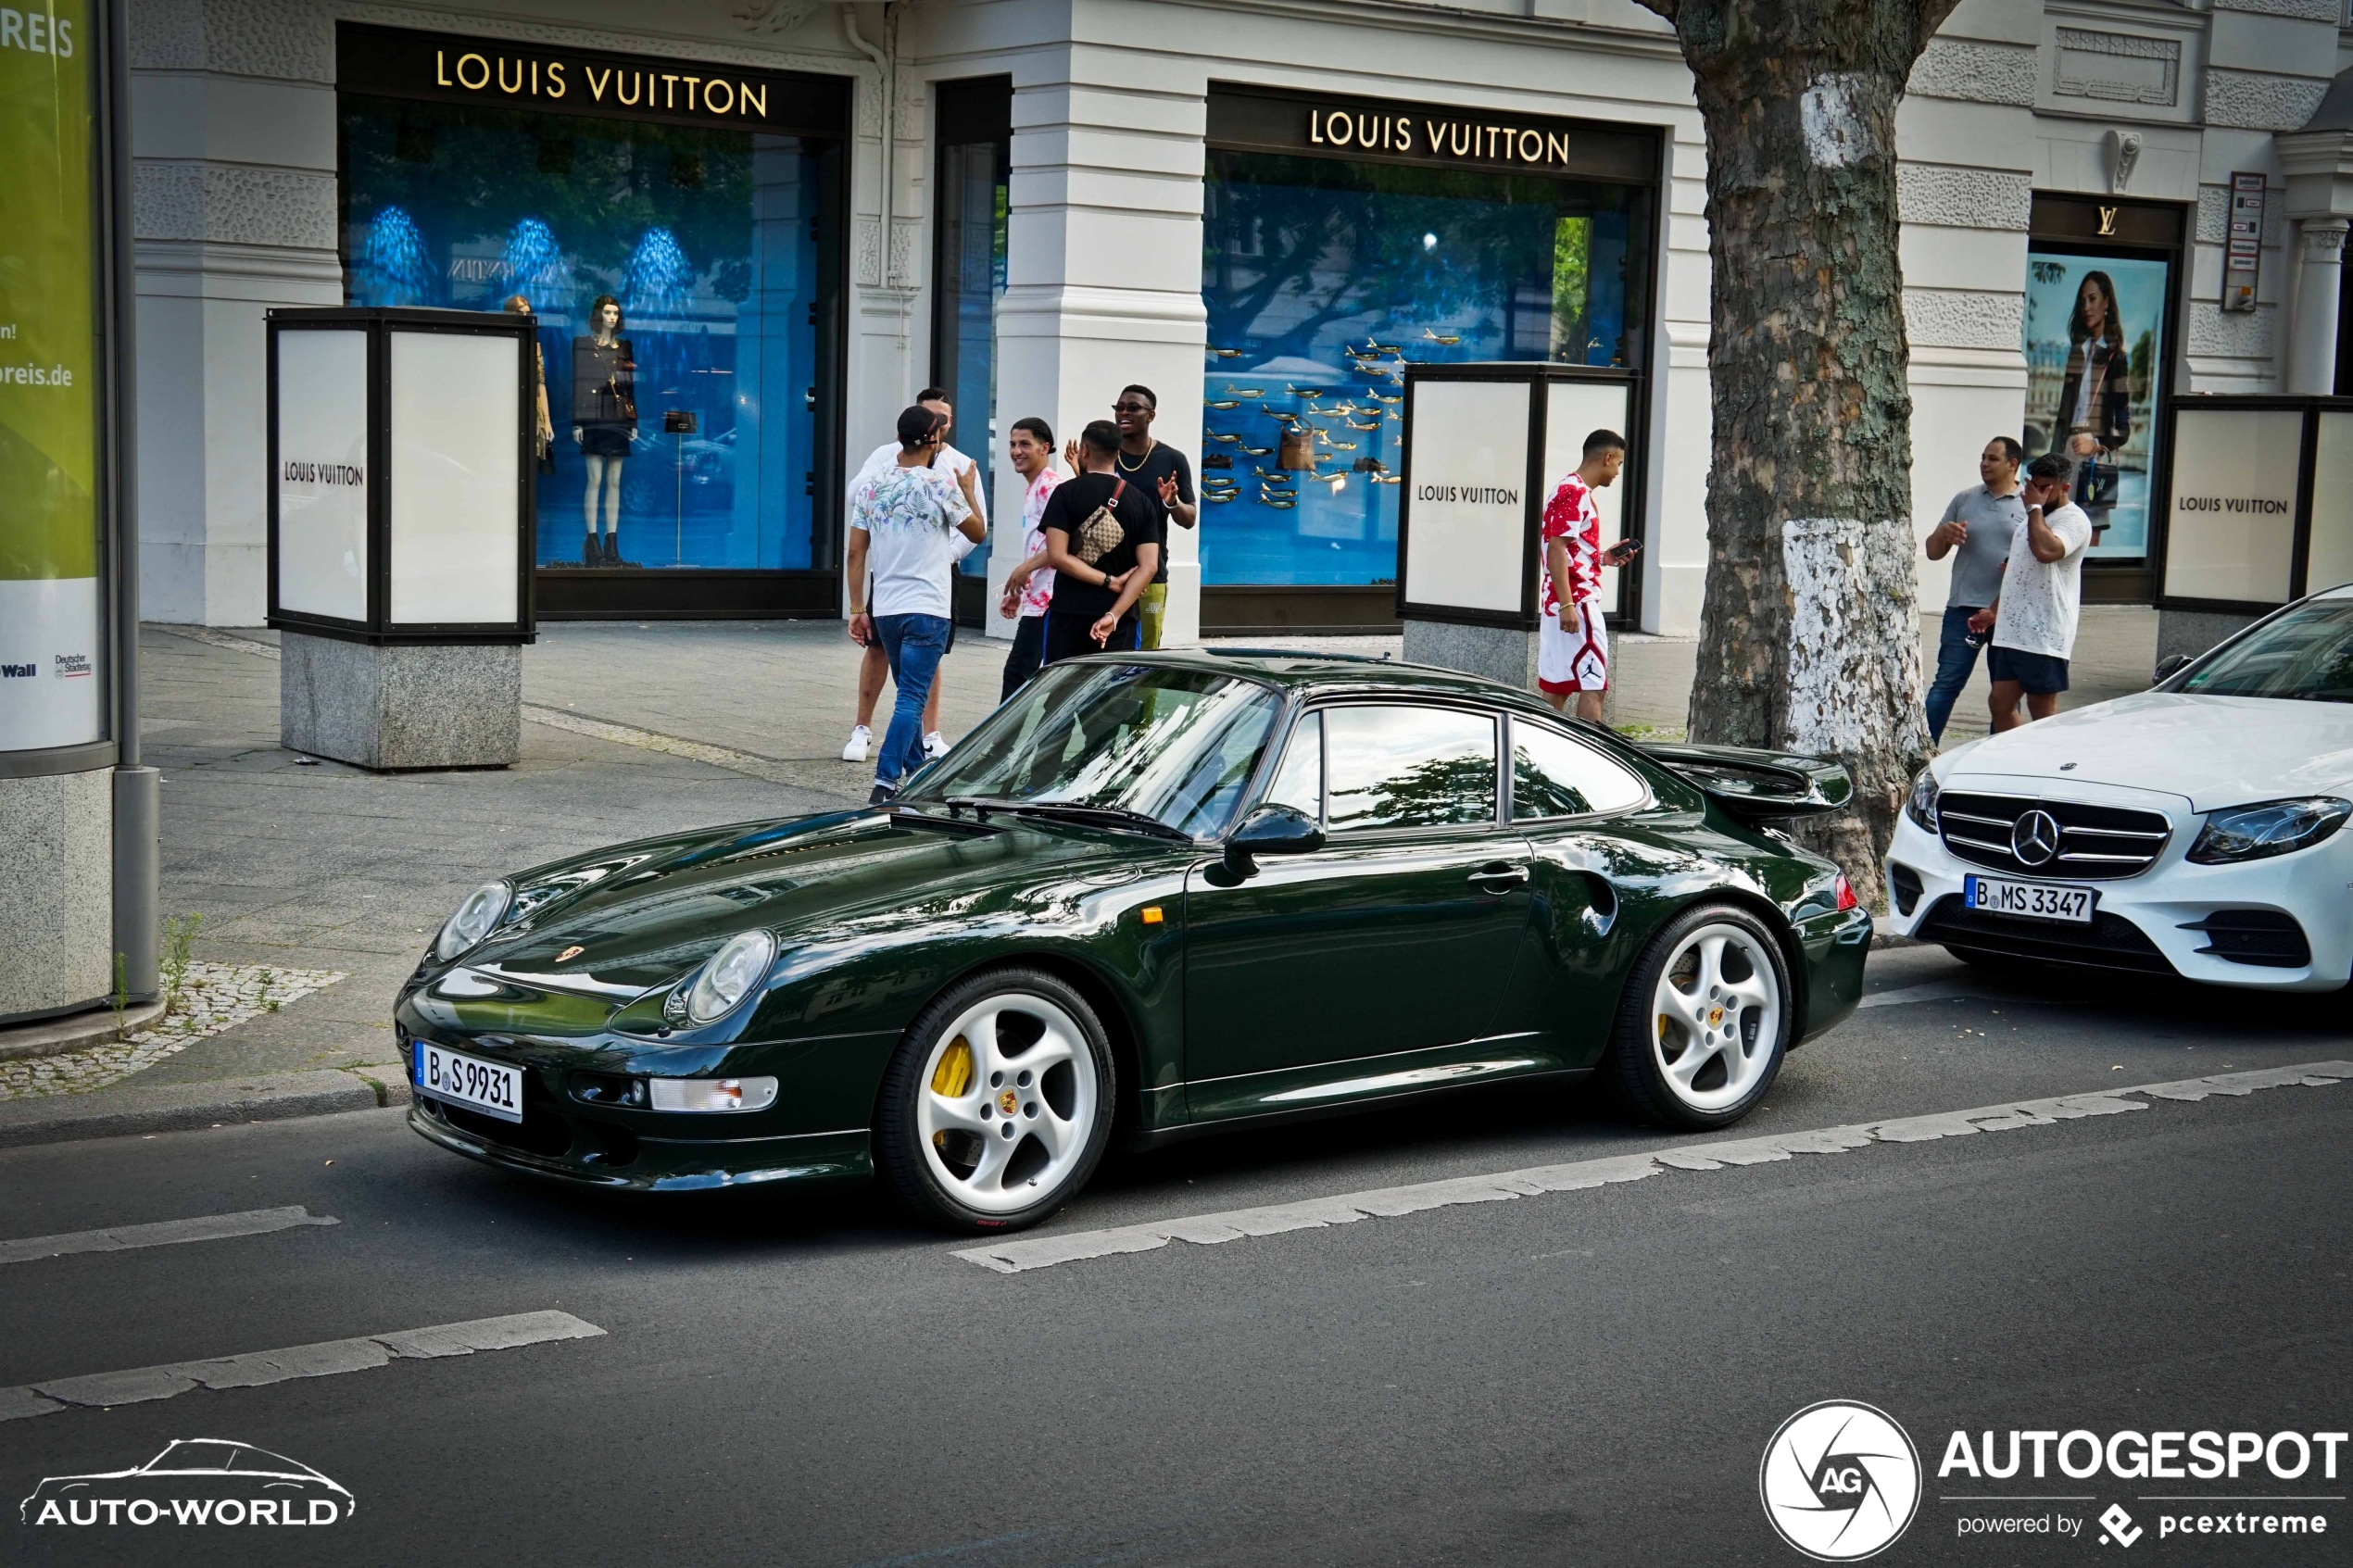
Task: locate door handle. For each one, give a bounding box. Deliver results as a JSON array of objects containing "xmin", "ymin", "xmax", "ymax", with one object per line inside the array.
[{"xmin": 1467, "ymin": 863, "xmax": 1529, "ymax": 892}]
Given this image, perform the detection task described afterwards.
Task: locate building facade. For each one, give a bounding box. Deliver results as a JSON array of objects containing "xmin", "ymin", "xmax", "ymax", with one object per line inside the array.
[{"xmin": 127, "ymin": 0, "xmax": 2353, "ymax": 641}]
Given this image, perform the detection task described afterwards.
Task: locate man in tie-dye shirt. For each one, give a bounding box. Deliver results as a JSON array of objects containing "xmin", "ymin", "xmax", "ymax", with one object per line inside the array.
[
  {"xmin": 995, "ymin": 417, "xmax": 1063, "ymax": 700},
  {"xmin": 1537, "ymin": 429, "xmax": 1639, "ymax": 724}
]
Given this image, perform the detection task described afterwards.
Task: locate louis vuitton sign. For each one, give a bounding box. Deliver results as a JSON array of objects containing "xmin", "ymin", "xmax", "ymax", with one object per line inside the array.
[
  {"xmin": 337, "ymin": 22, "xmax": 849, "ymax": 138},
  {"xmin": 1209, "ymin": 84, "xmax": 1657, "ymax": 186}
]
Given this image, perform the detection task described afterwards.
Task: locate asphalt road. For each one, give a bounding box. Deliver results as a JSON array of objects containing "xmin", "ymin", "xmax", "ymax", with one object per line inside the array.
[{"xmin": 3, "ymin": 947, "xmax": 2347, "ymax": 1567}]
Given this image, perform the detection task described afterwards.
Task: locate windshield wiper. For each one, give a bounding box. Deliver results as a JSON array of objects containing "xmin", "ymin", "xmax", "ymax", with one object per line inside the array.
[{"xmin": 942, "ymin": 797, "xmax": 1191, "ymax": 842}]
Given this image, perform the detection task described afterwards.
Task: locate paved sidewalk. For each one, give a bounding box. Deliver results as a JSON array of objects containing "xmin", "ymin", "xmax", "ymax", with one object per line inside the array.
[{"xmin": 2, "ymin": 604, "xmax": 2160, "ymax": 1143}]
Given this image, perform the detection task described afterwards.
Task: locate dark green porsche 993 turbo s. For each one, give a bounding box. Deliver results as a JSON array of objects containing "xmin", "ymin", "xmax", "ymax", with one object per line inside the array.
[{"xmin": 396, "ymin": 651, "xmax": 1870, "ymax": 1232}]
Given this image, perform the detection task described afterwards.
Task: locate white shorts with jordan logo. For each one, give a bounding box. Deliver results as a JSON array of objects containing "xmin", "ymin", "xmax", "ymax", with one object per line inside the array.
[{"xmin": 1538, "ymin": 599, "xmax": 1608, "ymax": 695}]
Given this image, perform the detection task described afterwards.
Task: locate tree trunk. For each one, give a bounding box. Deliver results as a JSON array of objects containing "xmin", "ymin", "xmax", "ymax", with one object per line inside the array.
[{"xmin": 1637, "ymin": 1, "xmax": 1959, "ymax": 906}]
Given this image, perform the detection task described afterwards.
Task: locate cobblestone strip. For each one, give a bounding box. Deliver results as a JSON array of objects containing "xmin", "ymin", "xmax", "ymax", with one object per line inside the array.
[{"xmin": 0, "ymin": 962, "xmax": 346, "ymax": 1102}]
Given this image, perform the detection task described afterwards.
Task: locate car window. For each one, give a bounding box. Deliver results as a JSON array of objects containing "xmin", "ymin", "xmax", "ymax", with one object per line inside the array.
[
  {"xmin": 154, "ymin": 1443, "xmax": 239, "ymax": 1473},
  {"xmin": 2172, "ymin": 597, "xmax": 2353, "ymax": 702},
  {"xmin": 1261, "ymin": 711, "xmax": 1322, "ymax": 821},
  {"xmin": 1511, "ymin": 719, "xmax": 1648, "ymax": 819},
  {"xmin": 1325, "ymin": 705, "xmax": 1498, "ymax": 833}
]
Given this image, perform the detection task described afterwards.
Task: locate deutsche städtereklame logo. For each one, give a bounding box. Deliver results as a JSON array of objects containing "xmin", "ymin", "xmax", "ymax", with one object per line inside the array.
[{"xmin": 1761, "ymin": 1400, "xmax": 1922, "ymax": 1561}]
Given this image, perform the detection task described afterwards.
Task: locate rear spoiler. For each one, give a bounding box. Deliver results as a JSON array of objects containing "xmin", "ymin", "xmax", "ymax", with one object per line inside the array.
[{"xmin": 1631, "ymin": 741, "xmax": 1854, "ymax": 822}]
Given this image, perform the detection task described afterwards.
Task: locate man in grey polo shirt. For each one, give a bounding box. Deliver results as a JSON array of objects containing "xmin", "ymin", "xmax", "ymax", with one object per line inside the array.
[{"xmin": 1921, "ymin": 435, "xmax": 2027, "ymax": 742}]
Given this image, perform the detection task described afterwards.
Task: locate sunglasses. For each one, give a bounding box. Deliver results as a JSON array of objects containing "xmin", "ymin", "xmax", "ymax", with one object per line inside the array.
[{"xmin": 1112, "ymin": 402, "xmax": 1152, "ymax": 414}]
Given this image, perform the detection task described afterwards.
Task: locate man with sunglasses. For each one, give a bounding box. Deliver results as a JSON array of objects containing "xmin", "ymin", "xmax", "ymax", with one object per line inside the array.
[{"xmin": 1102, "ymin": 384, "xmax": 1194, "ymax": 649}]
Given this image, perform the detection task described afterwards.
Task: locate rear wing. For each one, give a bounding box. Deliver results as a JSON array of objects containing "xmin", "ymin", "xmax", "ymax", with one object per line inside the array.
[{"xmin": 1632, "ymin": 741, "xmax": 1854, "ymax": 822}]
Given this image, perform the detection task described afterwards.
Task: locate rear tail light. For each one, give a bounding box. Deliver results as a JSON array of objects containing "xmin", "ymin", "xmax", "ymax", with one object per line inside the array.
[{"xmin": 1834, "ymin": 873, "xmax": 1858, "ymax": 912}]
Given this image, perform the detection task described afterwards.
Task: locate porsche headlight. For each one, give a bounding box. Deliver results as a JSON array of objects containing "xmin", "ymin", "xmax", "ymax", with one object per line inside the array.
[
  {"xmin": 1905, "ymin": 770, "xmax": 1941, "ymax": 832},
  {"xmin": 2187, "ymin": 797, "xmax": 2351, "ymax": 865},
  {"xmin": 685, "ymin": 931, "xmax": 776, "ymax": 1024},
  {"xmin": 434, "ymin": 882, "xmax": 511, "ymax": 962}
]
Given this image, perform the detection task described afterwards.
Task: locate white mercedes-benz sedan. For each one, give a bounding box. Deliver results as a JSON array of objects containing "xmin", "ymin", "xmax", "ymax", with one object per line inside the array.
[{"xmin": 1886, "ymin": 585, "xmax": 2353, "ymax": 991}]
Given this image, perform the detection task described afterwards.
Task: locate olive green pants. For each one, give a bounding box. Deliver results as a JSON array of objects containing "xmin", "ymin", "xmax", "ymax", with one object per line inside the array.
[{"xmin": 1138, "ymin": 583, "xmax": 1168, "ymax": 650}]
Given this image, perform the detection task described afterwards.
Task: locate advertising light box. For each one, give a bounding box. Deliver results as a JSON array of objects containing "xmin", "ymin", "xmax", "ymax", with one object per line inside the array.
[
  {"xmin": 267, "ymin": 307, "xmax": 536, "ymax": 642},
  {"xmin": 1397, "ymin": 364, "xmax": 1642, "ymax": 629}
]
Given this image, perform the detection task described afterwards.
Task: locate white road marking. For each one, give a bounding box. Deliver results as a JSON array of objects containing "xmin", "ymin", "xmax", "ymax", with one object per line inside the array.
[
  {"xmin": 0, "ymin": 1206, "xmax": 337, "ymax": 1266},
  {"xmin": 0, "ymin": 1310, "xmax": 604, "ymax": 1422},
  {"xmin": 952, "ymin": 1061, "xmax": 2353, "ymax": 1274}
]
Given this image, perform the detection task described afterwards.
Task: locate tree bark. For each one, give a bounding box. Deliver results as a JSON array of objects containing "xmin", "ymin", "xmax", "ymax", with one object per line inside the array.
[{"xmin": 1636, "ymin": 0, "xmax": 1958, "ymax": 905}]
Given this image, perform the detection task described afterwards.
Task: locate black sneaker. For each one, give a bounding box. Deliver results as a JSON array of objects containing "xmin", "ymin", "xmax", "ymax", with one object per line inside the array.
[
  {"xmin": 867, "ymin": 782, "xmax": 897, "ymax": 807},
  {"xmin": 582, "ymin": 533, "xmax": 598, "ymax": 567}
]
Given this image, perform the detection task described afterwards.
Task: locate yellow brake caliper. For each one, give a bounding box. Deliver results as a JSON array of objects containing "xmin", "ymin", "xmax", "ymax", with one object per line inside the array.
[{"xmin": 931, "ymin": 1036, "xmax": 974, "ymax": 1149}]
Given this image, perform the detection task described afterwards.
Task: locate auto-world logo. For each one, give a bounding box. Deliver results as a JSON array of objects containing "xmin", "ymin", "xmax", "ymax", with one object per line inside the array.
[
  {"xmin": 1760, "ymin": 1400, "xmax": 1922, "ymax": 1561},
  {"xmin": 19, "ymin": 1439, "xmax": 353, "ymax": 1528}
]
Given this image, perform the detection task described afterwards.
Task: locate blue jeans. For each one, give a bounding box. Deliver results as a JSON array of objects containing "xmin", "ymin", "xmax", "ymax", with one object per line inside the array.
[
  {"xmin": 1925, "ymin": 605, "xmax": 1983, "ymax": 742},
  {"xmin": 871, "ymin": 612, "xmax": 950, "ymax": 786}
]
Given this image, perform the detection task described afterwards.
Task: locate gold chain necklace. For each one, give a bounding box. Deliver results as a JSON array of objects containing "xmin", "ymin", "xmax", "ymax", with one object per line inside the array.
[{"xmin": 1115, "ymin": 442, "xmax": 1153, "ymax": 473}]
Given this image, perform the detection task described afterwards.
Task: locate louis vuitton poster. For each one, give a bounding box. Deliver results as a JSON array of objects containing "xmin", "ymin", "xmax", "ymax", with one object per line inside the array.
[{"xmin": 2021, "ymin": 250, "xmax": 2170, "ymax": 559}]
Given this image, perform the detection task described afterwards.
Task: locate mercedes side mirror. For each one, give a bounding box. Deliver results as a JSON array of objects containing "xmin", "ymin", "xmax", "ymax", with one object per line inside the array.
[
  {"xmin": 1222, "ymin": 804, "xmax": 1324, "ymax": 878},
  {"xmin": 2152, "ymin": 653, "xmax": 2193, "ymax": 685}
]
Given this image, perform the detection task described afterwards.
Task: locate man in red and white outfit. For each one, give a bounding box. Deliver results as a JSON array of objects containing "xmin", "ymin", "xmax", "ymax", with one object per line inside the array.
[{"xmin": 1538, "ymin": 428, "xmax": 1638, "ymax": 723}]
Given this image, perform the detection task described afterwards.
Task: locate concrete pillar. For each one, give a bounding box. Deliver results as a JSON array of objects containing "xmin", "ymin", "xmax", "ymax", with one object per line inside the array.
[{"xmin": 2290, "ymin": 218, "xmax": 2349, "ymax": 395}]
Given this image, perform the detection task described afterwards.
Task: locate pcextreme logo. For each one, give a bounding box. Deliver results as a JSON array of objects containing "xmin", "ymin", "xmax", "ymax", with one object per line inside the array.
[
  {"xmin": 19, "ymin": 1438, "xmax": 354, "ymax": 1528},
  {"xmin": 1760, "ymin": 1400, "xmax": 1923, "ymax": 1562}
]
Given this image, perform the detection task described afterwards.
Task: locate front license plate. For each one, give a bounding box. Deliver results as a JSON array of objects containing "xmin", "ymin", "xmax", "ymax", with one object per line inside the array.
[
  {"xmin": 1964, "ymin": 873, "xmax": 2095, "ymax": 924},
  {"xmin": 412, "ymin": 1042, "xmax": 523, "ymax": 1123}
]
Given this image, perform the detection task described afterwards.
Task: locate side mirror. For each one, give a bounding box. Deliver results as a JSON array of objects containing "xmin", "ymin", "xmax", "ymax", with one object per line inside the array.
[
  {"xmin": 2152, "ymin": 653, "xmax": 2193, "ymax": 686},
  {"xmin": 1222, "ymin": 804, "xmax": 1324, "ymax": 877}
]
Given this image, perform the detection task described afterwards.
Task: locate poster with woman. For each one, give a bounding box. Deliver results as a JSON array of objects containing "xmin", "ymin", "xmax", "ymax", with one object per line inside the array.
[{"xmin": 2021, "ymin": 252, "xmax": 2169, "ymax": 558}]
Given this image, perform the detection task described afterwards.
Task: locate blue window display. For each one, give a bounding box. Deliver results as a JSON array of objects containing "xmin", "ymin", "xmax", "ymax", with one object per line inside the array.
[
  {"xmin": 1201, "ymin": 152, "xmax": 1652, "ymax": 588},
  {"xmin": 934, "ymin": 134, "xmax": 1009, "ymax": 580},
  {"xmin": 1204, "ymin": 151, "xmax": 1647, "ymax": 587},
  {"xmin": 339, "ymin": 95, "xmax": 828, "ymax": 572}
]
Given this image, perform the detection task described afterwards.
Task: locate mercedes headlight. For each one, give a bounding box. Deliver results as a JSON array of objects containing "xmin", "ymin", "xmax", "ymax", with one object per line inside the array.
[
  {"xmin": 1905, "ymin": 770, "xmax": 1941, "ymax": 832},
  {"xmin": 684, "ymin": 931, "xmax": 776, "ymax": 1024},
  {"xmin": 2187, "ymin": 797, "xmax": 2351, "ymax": 865},
  {"xmin": 433, "ymin": 882, "xmax": 511, "ymax": 962}
]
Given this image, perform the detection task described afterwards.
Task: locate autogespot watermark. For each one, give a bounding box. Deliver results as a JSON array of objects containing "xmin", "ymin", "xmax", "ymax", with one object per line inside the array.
[
  {"xmin": 1762, "ymin": 1402, "xmax": 2346, "ymax": 1556},
  {"xmin": 19, "ymin": 1438, "xmax": 354, "ymax": 1530}
]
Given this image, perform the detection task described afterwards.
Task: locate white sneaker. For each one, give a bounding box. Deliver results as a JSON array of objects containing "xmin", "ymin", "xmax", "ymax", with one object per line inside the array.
[
  {"xmin": 923, "ymin": 731, "xmax": 950, "ymax": 761},
  {"xmin": 841, "ymin": 724, "xmax": 872, "ymax": 762}
]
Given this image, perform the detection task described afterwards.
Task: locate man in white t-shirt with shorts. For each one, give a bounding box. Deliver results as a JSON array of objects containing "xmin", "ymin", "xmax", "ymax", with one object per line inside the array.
[
  {"xmin": 1969, "ymin": 451, "xmax": 2094, "ymax": 733},
  {"xmin": 1538, "ymin": 428, "xmax": 1640, "ymax": 724}
]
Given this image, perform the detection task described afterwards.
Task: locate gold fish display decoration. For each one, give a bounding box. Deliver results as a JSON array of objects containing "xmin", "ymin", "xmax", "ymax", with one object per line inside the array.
[
  {"xmin": 1209, "ymin": 347, "xmax": 1244, "ymax": 358},
  {"xmin": 1205, "ymin": 398, "xmax": 1239, "ymax": 410},
  {"xmin": 1422, "ymin": 329, "xmax": 1462, "ymax": 345},
  {"xmin": 1208, "ymin": 432, "xmax": 1240, "ymax": 443},
  {"xmin": 1240, "ymin": 445, "xmax": 1273, "ymax": 457}
]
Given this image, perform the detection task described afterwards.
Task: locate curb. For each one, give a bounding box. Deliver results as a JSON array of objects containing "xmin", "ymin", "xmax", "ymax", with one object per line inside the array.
[
  {"xmin": 0, "ymin": 998, "xmax": 170, "ymax": 1064},
  {"xmin": 0, "ymin": 1069, "xmax": 412, "ymax": 1150},
  {"xmin": 1870, "ymin": 917, "xmax": 1920, "ymax": 952}
]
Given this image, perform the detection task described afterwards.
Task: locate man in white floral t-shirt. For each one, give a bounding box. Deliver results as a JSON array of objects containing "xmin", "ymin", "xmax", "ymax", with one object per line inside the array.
[
  {"xmin": 995, "ymin": 416, "xmax": 1063, "ymax": 701},
  {"xmin": 1971, "ymin": 452, "xmax": 2093, "ymax": 733}
]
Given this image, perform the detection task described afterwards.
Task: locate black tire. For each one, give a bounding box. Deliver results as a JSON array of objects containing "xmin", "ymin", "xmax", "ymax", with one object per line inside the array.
[
  {"xmin": 873, "ymin": 966, "xmax": 1117, "ymax": 1234},
  {"xmin": 1604, "ymin": 902, "xmax": 1793, "ymax": 1132}
]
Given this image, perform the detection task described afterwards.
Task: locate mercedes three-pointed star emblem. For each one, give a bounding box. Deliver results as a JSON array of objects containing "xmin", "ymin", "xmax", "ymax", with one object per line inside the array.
[{"xmin": 2010, "ymin": 809, "xmax": 2061, "ymax": 866}]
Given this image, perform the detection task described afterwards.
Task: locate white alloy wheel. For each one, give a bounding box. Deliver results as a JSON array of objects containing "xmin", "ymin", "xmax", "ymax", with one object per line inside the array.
[
  {"xmin": 913, "ymin": 991, "xmax": 1101, "ymax": 1215},
  {"xmin": 1649, "ymin": 922, "xmax": 1782, "ymax": 1114}
]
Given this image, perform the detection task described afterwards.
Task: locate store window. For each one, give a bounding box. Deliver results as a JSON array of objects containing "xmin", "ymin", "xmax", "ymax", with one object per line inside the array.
[
  {"xmin": 932, "ymin": 77, "xmax": 1012, "ymax": 596},
  {"xmin": 1202, "ymin": 89, "xmax": 1656, "ymax": 592},
  {"xmin": 333, "ymin": 25, "xmax": 848, "ymax": 612},
  {"xmin": 2022, "ymin": 195, "xmax": 2183, "ymax": 594}
]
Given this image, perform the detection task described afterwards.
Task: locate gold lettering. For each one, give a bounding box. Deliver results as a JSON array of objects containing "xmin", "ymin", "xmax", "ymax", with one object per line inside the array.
[
  {"xmin": 585, "ymin": 64, "xmax": 609, "ymax": 102},
  {"xmin": 456, "ymin": 52, "xmax": 490, "ymax": 91},
  {"xmin": 618, "ymin": 71, "xmax": 642, "ymax": 106},
  {"xmin": 530, "ymin": 59, "xmax": 539, "ymax": 95},
  {"xmin": 548, "ymin": 60, "xmax": 566, "ymax": 98},
  {"xmin": 1425, "ymin": 118, "xmax": 1444, "ymax": 154},
  {"xmin": 1518, "ymin": 129, "xmax": 1542, "ymax": 161},
  {"xmin": 435, "ymin": 48, "xmax": 451, "ymax": 87},
  {"xmin": 682, "ymin": 74, "xmax": 701, "ymax": 110},
  {"xmin": 1545, "ymin": 130, "xmax": 1568, "ymax": 163},
  {"xmin": 661, "ymin": 72, "xmax": 678, "ymax": 108},
  {"xmin": 739, "ymin": 82, "xmax": 765, "ymax": 118},
  {"xmin": 1309, "ymin": 110, "xmax": 1325, "ymax": 145},
  {"xmin": 1327, "ymin": 111, "xmax": 1353, "ymax": 147},
  {"xmin": 706, "ymin": 78, "xmax": 734, "ymax": 115},
  {"xmin": 2097, "ymin": 205, "xmax": 2118, "ymax": 236},
  {"xmin": 1449, "ymin": 122, "xmax": 1470, "ymax": 157},
  {"xmin": 1396, "ymin": 115, "xmax": 1413, "ymax": 153},
  {"xmin": 497, "ymin": 56, "xmax": 524, "ymax": 94},
  {"xmin": 1355, "ymin": 113, "xmax": 1376, "ymax": 148},
  {"xmin": 1486, "ymin": 125, "xmax": 1503, "ymax": 158}
]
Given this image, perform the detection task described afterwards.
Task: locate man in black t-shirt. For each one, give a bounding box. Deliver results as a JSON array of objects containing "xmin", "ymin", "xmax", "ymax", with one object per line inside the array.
[
  {"xmin": 1111, "ymin": 383, "xmax": 1193, "ymax": 648},
  {"xmin": 1042, "ymin": 420, "xmax": 1163, "ymax": 664}
]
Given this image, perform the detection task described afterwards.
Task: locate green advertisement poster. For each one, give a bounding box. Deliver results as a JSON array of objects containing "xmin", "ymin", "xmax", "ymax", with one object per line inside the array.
[{"xmin": 0, "ymin": 0, "xmax": 106, "ymax": 752}]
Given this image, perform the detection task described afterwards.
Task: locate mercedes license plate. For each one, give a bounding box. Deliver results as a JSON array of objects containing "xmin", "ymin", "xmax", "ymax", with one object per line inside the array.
[
  {"xmin": 412, "ymin": 1042, "xmax": 523, "ymax": 1123},
  {"xmin": 1964, "ymin": 873, "xmax": 2094, "ymax": 924}
]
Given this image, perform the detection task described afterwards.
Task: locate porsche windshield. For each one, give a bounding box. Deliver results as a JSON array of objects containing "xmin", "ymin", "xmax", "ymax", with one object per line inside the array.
[
  {"xmin": 900, "ymin": 662, "xmax": 1282, "ymax": 838},
  {"xmin": 2174, "ymin": 598, "xmax": 2353, "ymax": 703}
]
